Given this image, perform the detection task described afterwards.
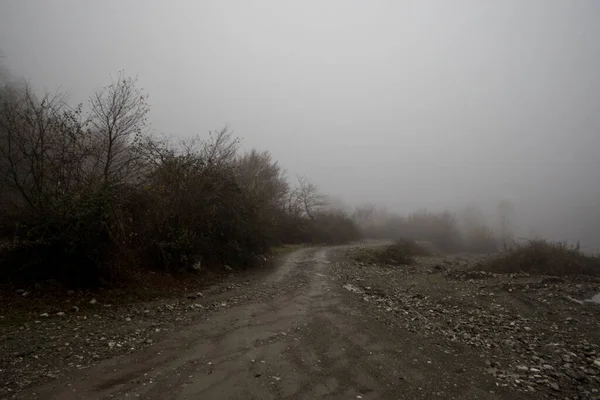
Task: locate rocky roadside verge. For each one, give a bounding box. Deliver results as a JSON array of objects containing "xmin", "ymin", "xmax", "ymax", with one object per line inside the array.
[
  {"xmin": 0, "ymin": 251, "xmax": 311, "ymax": 400},
  {"xmin": 0, "ymin": 284, "xmax": 246, "ymax": 398},
  {"xmin": 330, "ymin": 251, "xmax": 600, "ymax": 400}
]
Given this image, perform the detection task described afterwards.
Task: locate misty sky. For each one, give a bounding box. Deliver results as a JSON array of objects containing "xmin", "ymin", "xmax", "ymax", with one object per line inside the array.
[{"xmin": 1, "ymin": 1, "xmax": 599, "ymax": 246}]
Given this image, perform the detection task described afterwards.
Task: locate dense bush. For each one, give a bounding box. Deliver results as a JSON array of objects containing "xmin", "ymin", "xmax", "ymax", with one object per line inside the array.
[
  {"xmin": 480, "ymin": 239, "xmax": 600, "ymax": 276},
  {"xmin": 0, "ymin": 76, "xmax": 360, "ymax": 287},
  {"xmin": 276, "ymin": 211, "xmax": 361, "ymax": 246},
  {"xmin": 350, "ymin": 239, "xmax": 430, "ymax": 266},
  {"xmin": 300, "ymin": 211, "xmax": 362, "ymax": 245},
  {"xmin": 275, "ymin": 176, "xmax": 361, "ymax": 245}
]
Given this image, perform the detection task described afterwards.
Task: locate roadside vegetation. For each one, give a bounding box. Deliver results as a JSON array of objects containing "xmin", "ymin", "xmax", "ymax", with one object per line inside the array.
[
  {"xmin": 352, "ymin": 204, "xmax": 502, "ymax": 254},
  {"xmin": 349, "ymin": 239, "xmax": 432, "ymax": 266},
  {"xmin": 0, "ymin": 74, "xmax": 361, "ymax": 288},
  {"xmin": 480, "ymin": 239, "xmax": 600, "ymax": 276},
  {"xmin": 2, "ymin": 71, "xmax": 594, "ymax": 292}
]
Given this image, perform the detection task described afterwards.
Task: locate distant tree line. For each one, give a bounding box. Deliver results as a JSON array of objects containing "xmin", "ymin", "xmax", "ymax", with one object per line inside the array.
[{"xmin": 351, "ymin": 203, "xmax": 509, "ymax": 253}]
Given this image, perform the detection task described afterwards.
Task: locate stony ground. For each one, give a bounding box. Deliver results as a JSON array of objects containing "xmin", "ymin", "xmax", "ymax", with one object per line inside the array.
[
  {"xmin": 0, "ymin": 263, "xmax": 288, "ymax": 399},
  {"xmin": 332, "ymin": 250, "xmax": 600, "ymax": 400},
  {"xmin": 2, "ymin": 244, "xmax": 600, "ymax": 399}
]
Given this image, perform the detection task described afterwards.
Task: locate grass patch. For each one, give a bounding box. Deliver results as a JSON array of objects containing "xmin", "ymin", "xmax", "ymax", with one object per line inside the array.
[
  {"xmin": 349, "ymin": 239, "xmax": 431, "ymax": 266},
  {"xmin": 481, "ymin": 239, "xmax": 600, "ymax": 276}
]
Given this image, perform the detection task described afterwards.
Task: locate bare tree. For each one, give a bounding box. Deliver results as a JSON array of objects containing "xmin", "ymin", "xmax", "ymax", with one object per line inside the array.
[
  {"xmin": 294, "ymin": 175, "xmax": 326, "ymax": 221},
  {"xmin": 200, "ymin": 126, "xmax": 239, "ymax": 168},
  {"xmin": 0, "ymin": 82, "xmax": 88, "ymax": 216},
  {"xmin": 89, "ymin": 72, "xmax": 149, "ymax": 185},
  {"xmin": 235, "ymin": 149, "xmax": 288, "ymax": 207}
]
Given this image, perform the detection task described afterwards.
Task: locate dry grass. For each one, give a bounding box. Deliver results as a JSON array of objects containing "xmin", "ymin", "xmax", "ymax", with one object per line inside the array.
[{"xmin": 481, "ymin": 239, "xmax": 600, "ymax": 276}]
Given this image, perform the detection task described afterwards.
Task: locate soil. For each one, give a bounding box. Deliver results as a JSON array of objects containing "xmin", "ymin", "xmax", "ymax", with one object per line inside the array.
[{"xmin": 2, "ymin": 244, "xmax": 600, "ymax": 399}]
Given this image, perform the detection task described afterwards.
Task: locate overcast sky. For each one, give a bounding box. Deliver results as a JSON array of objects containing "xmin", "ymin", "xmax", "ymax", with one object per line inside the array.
[{"xmin": 1, "ymin": 0, "xmax": 599, "ymax": 246}]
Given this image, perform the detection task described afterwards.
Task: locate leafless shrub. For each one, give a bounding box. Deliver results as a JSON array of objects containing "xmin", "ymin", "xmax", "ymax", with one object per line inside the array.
[
  {"xmin": 481, "ymin": 239, "xmax": 600, "ymax": 276},
  {"xmin": 88, "ymin": 73, "xmax": 149, "ymax": 185},
  {"xmin": 291, "ymin": 175, "xmax": 327, "ymax": 221},
  {"xmin": 279, "ymin": 177, "xmax": 360, "ymax": 245},
  {"xmin": 306, "ymin": 210, "xmax": 362, "ymax": 245},
  {"xmin": 234, "ymin": 149, "xmax": 289, "ymax": 243},
  {"xmin": 0, "ymin": 84, "xmax": 89, "ymax": 216},
  {"xmin": 350, "ymin": 239, "xmax": 429, "ymax": 266},
  {"xmin": 0, "ymin": 77, "xmax": 150, "ymax": 285}
]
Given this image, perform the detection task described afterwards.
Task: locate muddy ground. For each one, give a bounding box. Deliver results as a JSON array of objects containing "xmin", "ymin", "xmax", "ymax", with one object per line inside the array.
[{"xmin": 2, "ymin": 245, "xmax": 600, "ymax": 399}]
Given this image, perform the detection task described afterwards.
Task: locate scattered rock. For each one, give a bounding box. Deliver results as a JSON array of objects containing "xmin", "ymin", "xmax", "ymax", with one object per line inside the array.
[
  {"xmin": 565, "ymin": 296, "xmax": 584, "ymax": 305},
  {"xmin": 566, "ymin": 370, "xmax": 586, "ymax": 381},
  {"xmin": 342, "ymin": 284, "xmax": 363, "ymax": 294},
  {"xmin": 330, "ymin": 250, "xmax": 600, "ymax": 399},
  {"xmin": 3, "ymin": 249, "xmax": 600, "ymax": 399}
]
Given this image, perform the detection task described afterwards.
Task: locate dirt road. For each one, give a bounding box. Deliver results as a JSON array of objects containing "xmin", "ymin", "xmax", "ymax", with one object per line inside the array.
[{"xmin": 20, "ymin": 247, "xmax": 524, "ymax": 399}]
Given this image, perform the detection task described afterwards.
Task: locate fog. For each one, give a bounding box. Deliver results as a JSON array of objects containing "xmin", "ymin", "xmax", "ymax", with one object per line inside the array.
[{"xmin": 1, "ymin": 0, "xmax": 599, "ymax": 250}]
